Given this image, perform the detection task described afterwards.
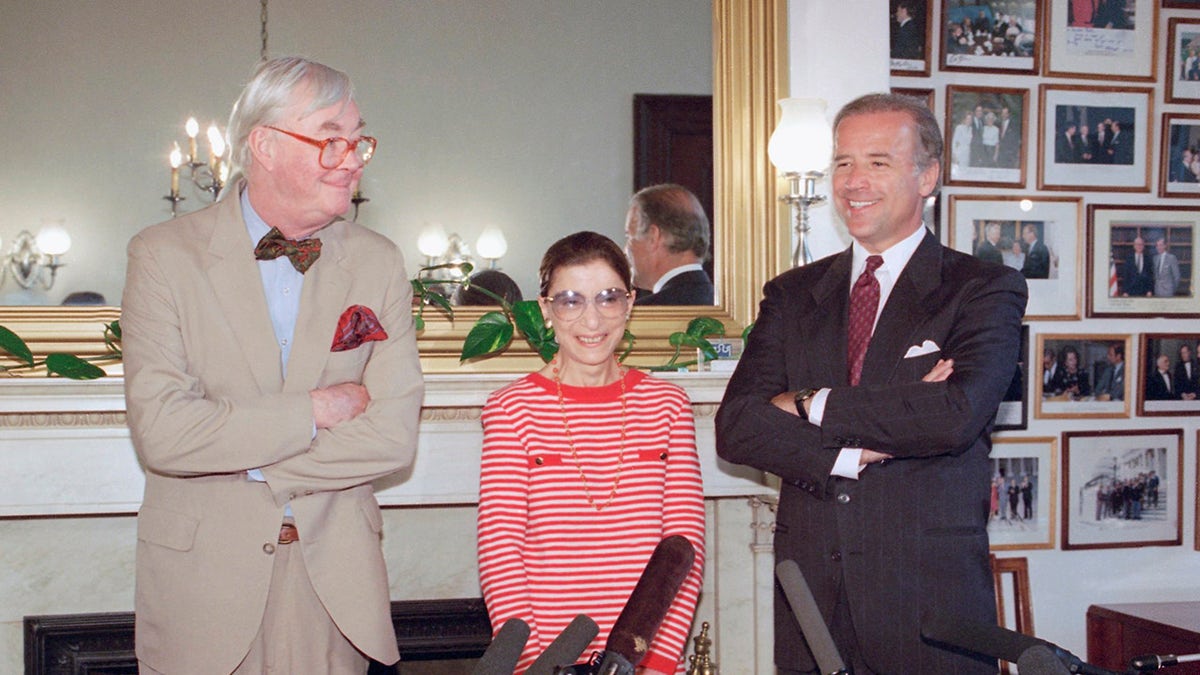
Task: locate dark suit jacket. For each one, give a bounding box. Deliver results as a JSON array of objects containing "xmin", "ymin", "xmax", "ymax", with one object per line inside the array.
[
  {"xmin": 1021, "ymin": 239, "xmax": 1050, "ymax": 279},
  {"xmin": 1095, "ymin": 361, "xmax": 1125, "ymax": 400},
  {"xmin": 635, "ymin": 269, "xmax": 715, "ymax": 306},
  {"xmin": 1175, "ymin": 360, "xmax": 1198, "ymax": 397},
  {"xmin": 1146, "ymin": 370, "xmax": 1175, "ymax": 401},
  {"xmin": 1121, "ymin": 254, "xmax": 1153, "ymax": 296},
  {"xmin": 892, "ymin": 18, "xmax": 923, "ymax": 60},
  {"xmin": 715, "ymin": 232, "xmax": 1027, "ymax": 674}
]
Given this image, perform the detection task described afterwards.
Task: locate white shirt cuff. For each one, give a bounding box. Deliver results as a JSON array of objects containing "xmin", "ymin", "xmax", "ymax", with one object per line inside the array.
[
  {"xmin": 832, "ymin": 448, "xmax": 865, "ymax": 479},
  {"xmin": 808, "ymin": 388, "xmax": 831, "ymax": 425}
]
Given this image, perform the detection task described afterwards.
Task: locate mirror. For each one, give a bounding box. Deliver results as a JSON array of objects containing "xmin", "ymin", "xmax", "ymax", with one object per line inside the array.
[{"xmin": 0, "ymin": 0, "xmax": 787, "ymax": 373}]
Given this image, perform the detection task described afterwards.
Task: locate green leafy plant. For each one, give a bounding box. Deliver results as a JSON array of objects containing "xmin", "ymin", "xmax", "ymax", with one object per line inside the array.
[
  {"xmin": 0, "ymin": 320, "xmax": 121, "ymax": 379},
  {"xmin": 411, "ymin": 263, "xmax": 727, "ymax": 367}
]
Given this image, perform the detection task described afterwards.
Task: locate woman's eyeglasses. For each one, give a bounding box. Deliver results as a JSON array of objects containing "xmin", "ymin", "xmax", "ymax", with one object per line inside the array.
[{"xmin": 543, "ymin": 288, "xmax": 631, "ymax": 321}]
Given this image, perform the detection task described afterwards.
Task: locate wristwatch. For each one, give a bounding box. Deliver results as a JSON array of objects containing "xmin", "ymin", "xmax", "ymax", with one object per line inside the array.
[{"xmin": 793, "ymin": 388, "xmax": 819, "ymax": 421}]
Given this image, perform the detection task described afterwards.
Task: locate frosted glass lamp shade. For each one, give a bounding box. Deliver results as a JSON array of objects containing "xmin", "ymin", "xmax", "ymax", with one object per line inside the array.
[
  {"xmin": 36, "ymin": 222, "xmax": 71, "ymax": 256},
  {"xmin": 476, "ymin": 226, "xmax": 508, "ymax": 260},
  {"xmin": 417, "ymin": 223, "xmax": 450, "ymax": 258},
  {"xmin": 768, "ymin": 98, "xmax": 832, "ymax": 174}
]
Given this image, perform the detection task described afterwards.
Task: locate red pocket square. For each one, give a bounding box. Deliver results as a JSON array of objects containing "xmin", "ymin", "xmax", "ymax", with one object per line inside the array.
[{"xmin": 331, "ymin": 305, "xmax": 388, "ymax": 352}]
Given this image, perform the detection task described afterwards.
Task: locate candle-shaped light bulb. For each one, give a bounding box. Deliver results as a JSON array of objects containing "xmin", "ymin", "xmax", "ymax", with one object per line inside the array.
[
  {"xmin": 207, "ymin": 123, "xmax": 226, "ymax": 176},
  {"xmin": 169, "ymin": 143, "xmax": 183, "ymax": 195},
  {"xmin": 185, "ymin": 117, "xmax": 199, "ymax": 163}
]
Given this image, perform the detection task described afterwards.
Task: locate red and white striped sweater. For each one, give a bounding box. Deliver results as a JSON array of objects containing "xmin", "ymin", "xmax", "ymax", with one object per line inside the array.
[{"xmin": 477, "ymin": 369, "xmax": 706, "ymax": 674}]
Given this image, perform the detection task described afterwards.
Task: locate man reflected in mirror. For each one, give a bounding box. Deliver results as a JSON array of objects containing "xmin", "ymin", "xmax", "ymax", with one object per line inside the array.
[{"xmin": 624, "ymin": 183, "xmax": 715, "ymax": 306}]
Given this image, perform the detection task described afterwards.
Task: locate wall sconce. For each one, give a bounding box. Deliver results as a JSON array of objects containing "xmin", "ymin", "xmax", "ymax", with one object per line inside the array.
[
  {"xmin": 768, "ymin": 98, "xmax": 832, "ymax": 267},
  {"xmin": 164, "ymin": 117, "xmax": 230, "ymax": 217},
  {"xmin": 475, "ymin": 226, "xmax": 508, "ymax": 269},
  {"xmin": 2, "ymin": 221, "xmax": 71, "ymax": 291},
  {"xmin": 417, "ymin": 222, "xmax": 451, "ymax": 266}
]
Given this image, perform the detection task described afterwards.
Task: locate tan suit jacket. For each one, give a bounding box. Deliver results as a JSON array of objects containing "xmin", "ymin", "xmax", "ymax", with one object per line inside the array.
[{"xmin": 122, "ymin": 190, "xmax": 423, "ymax": 674}]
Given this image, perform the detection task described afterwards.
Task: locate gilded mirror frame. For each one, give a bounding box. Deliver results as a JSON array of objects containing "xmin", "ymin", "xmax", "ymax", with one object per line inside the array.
[{"xmin": 0, "ymin": 0, "xmax": 788, "ymax": 376}]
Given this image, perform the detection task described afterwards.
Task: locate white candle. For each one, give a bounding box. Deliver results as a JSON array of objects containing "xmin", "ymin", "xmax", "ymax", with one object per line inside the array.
[
  {"xmin": 169, "ymin": 143, "xmax": 182, "ymax": 195},
  {"xmin": 185, "ymin": 117, "xmax": 199, "ymax": 163}
]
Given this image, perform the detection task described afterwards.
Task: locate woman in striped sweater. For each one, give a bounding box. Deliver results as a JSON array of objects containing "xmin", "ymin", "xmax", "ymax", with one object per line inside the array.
[{"xmin": 476, "ymin": 231, "xmax": 706, "ymax": 674}]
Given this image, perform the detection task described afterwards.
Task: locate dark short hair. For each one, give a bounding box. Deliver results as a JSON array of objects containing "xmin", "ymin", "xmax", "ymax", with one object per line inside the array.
[
  {"xmin": 629, "ymin": 184, "xmax": 710, "ymax": 261},
  {"xmin": 833, "ymin": 92, "xmax": 943, "ymax": 187},
  {"xmin": 538, "ymin": 231, "xmax": 632, "ymax": 298},
  {"xmin": 1111, "ymin": 342, "xmax": 1124, "ymax": 359},
  {"xmin": 455, "ymin": 270, "xmax": 523, "ymax": 306}
]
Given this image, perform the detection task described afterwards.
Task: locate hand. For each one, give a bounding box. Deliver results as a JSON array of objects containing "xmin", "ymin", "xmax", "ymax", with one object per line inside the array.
[
  {"xmin": 770, "ymin": 391, "xmax": 800, "ymax": 415},
  {"xmin": 860, "ymin": 449, "xmax": 893, "ymax": 465},
  {"xmin": 310, "ymin": 382, "xmax": 370, "ymax": 429},
  {"xmin": 922, "ymin": 358, "xmax": 954, "ymax": 382}
]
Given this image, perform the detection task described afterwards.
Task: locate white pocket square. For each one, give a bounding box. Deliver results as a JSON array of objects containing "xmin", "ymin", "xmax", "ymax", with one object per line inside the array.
[{"xmin": 904, "ymin": 340, "xmax": 941, "ymax": 358}]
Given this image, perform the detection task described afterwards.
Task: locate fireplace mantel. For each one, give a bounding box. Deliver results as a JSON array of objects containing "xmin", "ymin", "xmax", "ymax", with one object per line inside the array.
[{"xmin": 0, "ymin": 372, "xmax": 769, "ymax": 517}]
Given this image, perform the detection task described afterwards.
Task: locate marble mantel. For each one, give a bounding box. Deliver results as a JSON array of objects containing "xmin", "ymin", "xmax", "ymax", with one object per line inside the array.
[{"xmin": 0, "ymin": 372, "xmax": 770, "ymax": 517}]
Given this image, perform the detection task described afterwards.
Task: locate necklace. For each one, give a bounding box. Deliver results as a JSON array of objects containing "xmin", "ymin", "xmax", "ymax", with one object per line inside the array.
[{"xmin": 553, "ymin": 357, "xmax": 627, "ymax": 511}]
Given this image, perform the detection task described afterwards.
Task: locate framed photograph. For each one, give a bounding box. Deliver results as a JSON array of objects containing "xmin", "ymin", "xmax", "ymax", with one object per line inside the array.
[
  {"xmin": 988, "ymin": 436, "xmax": 1056, "ymax": 550},
  {"xmin": 891, "ymin": 86, "xmax": 934, "ymax": 111},
  {"xmin": 1037, "ymin": 85, "xmax": 1152, "ymax": 191},
  {"xmin": 1137, "ymin": 333, "xmax": 1200, "ymax": 415},
  {"xmin": 1196, "ymin": 430, "xmax": 1200, "ymax": 553},
  {"xmin": 1159, "ymin": 113, "xmax": 1200, "ymax": 197},
  {"xmin": 1062, "ymin": 428, "xmax": 1183, "ymax": 551},
  {"xmin": 891, "ymin": 0, "xmax": 933, "ymax": 76},
  {"xmin": 1035, "ymin": 334, "xmax": 1133, "ymax": 419},
  {"xmin": 940, "ymin": 0, "xmax": 1040, "ymax": 74},
  {"xmin": 949, "ymin": 195, "xmax": 1082, "ymax": 320},
  {"xmin": 1164, "ymin": 1, "xmax": 1200, "ymax": 11},
  {"xmin": 1165, "ymin": 18, "xmax": 1200, "ymax": 104},
  {"xmin": 995, "ymin": 325, "xmax": 1030, "ymax": 431},
  {"xmin": 945, "ymin": 86, "xmax": 1029, "ymax": 187},
  {"xmin": 1044, "ymin": 0, "xmax": 1158, "ymax": 81},
  {"xmin": 1086, "ymin": 205, "xmax": 1199, "ymax": 317}
]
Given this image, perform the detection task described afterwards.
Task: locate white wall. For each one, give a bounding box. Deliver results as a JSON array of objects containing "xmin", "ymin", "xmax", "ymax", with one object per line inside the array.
[{"xmin": 787, "ymin": 0, "xmax": 1200, "ymax": 659}]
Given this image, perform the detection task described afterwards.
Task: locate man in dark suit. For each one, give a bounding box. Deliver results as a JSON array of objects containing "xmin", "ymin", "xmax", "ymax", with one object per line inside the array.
[
  {"xmin": 1020, "ymin": 223, "xmax": 1050, "ymax": 279},
  {"xmin": 1056, "ymin": 122, "xmax": 1080, "ymax": 163},
  {"xmin": 996, "ymin": 105, "xmax": 1020, "ymax": 168},
  {"xmin": 715, "ymin": 93, "xmax": 1026, "ymax": 674},
  {"xmin": 1175, "ymin": 343, "xmax": 1198, "ymax": 401},
  {"xmin": 1109, "ymin": 120, "xmax": 1133, "ymax": 164},
  {"xmin": 1094, "ymin": 342, "xmax": 1126, "ymax": 401},
  {"xmin": 1146, "ymin": 354, "xmax": 1176, "ymax": 400},
  {"xmin": 625, "ymin": 183, "xmax": 715, "ymax": 306},
  {"xmin": 974, "ymin": 221, "xmax": 1004, "ymax": 265},
  {"xmin": 1120, "ymin": 236, "xmax": 1153, "ymax": 297},
  {"xmin": 891, "ymin": 1, "xmax": 924, "ymax": 60}
]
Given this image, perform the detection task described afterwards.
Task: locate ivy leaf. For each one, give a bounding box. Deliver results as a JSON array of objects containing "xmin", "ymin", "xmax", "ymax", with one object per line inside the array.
[
  {"xmin": 0, "ymin": 326, "xmax": 34, "ymax": 366},
  {"xmin": 106, "ymin": 320, "xmax": 122, "ymax": 340},
  {"xmin": 460, "ymin": 311, "xmax": 514, "ymax": 361},
  {"xmin": 512, "ymin": 300, "xmax": 558, "ymax": 362},
  {"xmin": 742, "ymin": 322, "xmax": 754, "ymax": 344},
  {"xmin": 685, "ymin": 316, "xmax": 725, "ymax": 339},
  {"xmin": 45, "ymin": 353, "xmax": 106, "ymax": 380},
  {"xmin": 669, "ymin": 331, "xmax": 719, "ymax": 360},
  {"xmin": 423, "ymin": 290, "xmax": 453, "ymax": 315},
  {"xmin": 414, "ymin": 315, "xmax": 425, "ymax": 331}
]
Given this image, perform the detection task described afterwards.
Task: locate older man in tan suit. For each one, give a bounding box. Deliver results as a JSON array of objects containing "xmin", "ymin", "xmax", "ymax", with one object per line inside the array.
[{"xmin": 122, "ymin": 57, "xmax": 423, "ymax": 674}]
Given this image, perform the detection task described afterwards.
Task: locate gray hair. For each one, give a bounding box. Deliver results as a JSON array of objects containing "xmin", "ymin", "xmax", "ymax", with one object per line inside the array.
[
  {"xmin": 833, "ymin": 92, "xmax": 943, "ymax": 189},
  {"xmin": 226, "ymin": 56, "xmax": 355, "ymax": 176},
  {"xmin": 628, "ymin": 184, "xmax": 711, "ymax": 261}
]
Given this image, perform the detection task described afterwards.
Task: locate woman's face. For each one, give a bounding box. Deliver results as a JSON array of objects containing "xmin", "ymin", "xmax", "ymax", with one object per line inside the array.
[
  {"xmin": 1065, "ymin": 351, "xmax": 1078, "ymax": 370},
  {"xmin": 540, "ymin": 260, "xmax": 632, "ymax": 371}
]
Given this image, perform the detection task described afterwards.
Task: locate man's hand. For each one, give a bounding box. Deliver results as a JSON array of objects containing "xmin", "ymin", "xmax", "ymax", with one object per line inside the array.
[
  {"xmin": 311, "ymin": 382, "xmax": 370, "ymax": 429},
  {"xmin": 922, "ymin": 358, "xmax": 954, "ymax": 382},
  {"xmin": 770, "ymin": 391, "xmax": 800, "ymax": 414}
]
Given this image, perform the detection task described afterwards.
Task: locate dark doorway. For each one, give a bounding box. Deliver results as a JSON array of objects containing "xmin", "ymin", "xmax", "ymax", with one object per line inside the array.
[{"xmin": 633, "ymin": 94, "xmax": 715, "ymax": 281}]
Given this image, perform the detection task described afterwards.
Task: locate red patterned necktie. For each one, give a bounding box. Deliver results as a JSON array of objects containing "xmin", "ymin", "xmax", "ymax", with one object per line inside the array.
[
  {"xmin": 254, "ymin": 227, "xmax": 322, "ymax": 273},
  {"xmin": 847, "ymin": 255, "xmax": 884, "ymax": 386}
]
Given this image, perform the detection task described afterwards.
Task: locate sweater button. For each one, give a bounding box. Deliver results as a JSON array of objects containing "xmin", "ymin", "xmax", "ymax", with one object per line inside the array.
[
  {"xmin": 534, "ymin": 457, "xmax": 544, "ymax": 465},
  {"xmin": 836, "ymin": 493, "xmax": 851, "ymax": 504},
  {"xmin": 263, "ymin": 543, "xmax": 276, "ymax": 555}
]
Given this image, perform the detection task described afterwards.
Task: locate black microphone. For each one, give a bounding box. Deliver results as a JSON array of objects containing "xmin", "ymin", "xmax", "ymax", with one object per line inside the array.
[
  {"xmin": 471, "ymin": 617, "xmax": 531, "ymax": 675},
  {"xmin": 922, "ymin": 615, "xmax": 1123, "ymax": 675},
  {"xmin": 1018, "ymin": 645, "xmax": 1073, "ymax": 675},
  {"xmin": 775, "ymin": 560, "xmax": 848, "ymax": 675},
  {"xmin": 1130, "ymin": 653, "xmax": 1200, "ymax": 671},
  {"xmin": 560, "ymin": 535, "xmax": 696, "ymax": 675},
  {"xmin": 526, "ymin": 614, "xmax": 599, "ymax": 675}
]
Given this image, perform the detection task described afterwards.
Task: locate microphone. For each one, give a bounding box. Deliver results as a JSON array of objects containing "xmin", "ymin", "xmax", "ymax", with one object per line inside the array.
[
  {"xmin": 1130, "ymin": 653, "xmax": 1200, "ymax": 671},
  {"xmin": 526, "ymin": 614, "xmax": 600, "ymax": 675},
  {"xmin": 1017, "ymin": 645, "xmax": 1072, "ymax": 675},
  {"xmin": 922, "ymin": 615, "xmax": 1123, "ymax": 675},
  {"xmin": 775, "ymin": 560, "xmax": 848, "ymax": 675},
  {"xmin": 471, "ymin": 617, "xmax": 530, "ymax": 675},
  {"xmin": 560, "ymin": 535, "xmax": 696, "ymax": 675}
]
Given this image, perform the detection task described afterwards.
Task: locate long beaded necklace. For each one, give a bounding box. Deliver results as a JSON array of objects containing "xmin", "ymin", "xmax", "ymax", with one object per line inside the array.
[{"xmin": 553, "ymin": 357, "xmax": 628, "ymax": 512}]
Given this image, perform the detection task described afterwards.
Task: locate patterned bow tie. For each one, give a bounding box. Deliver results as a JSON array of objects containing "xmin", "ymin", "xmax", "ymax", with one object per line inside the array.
[{"xmin": 254, "ymin": 227, "xmax": 322, "ymax": 273}]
